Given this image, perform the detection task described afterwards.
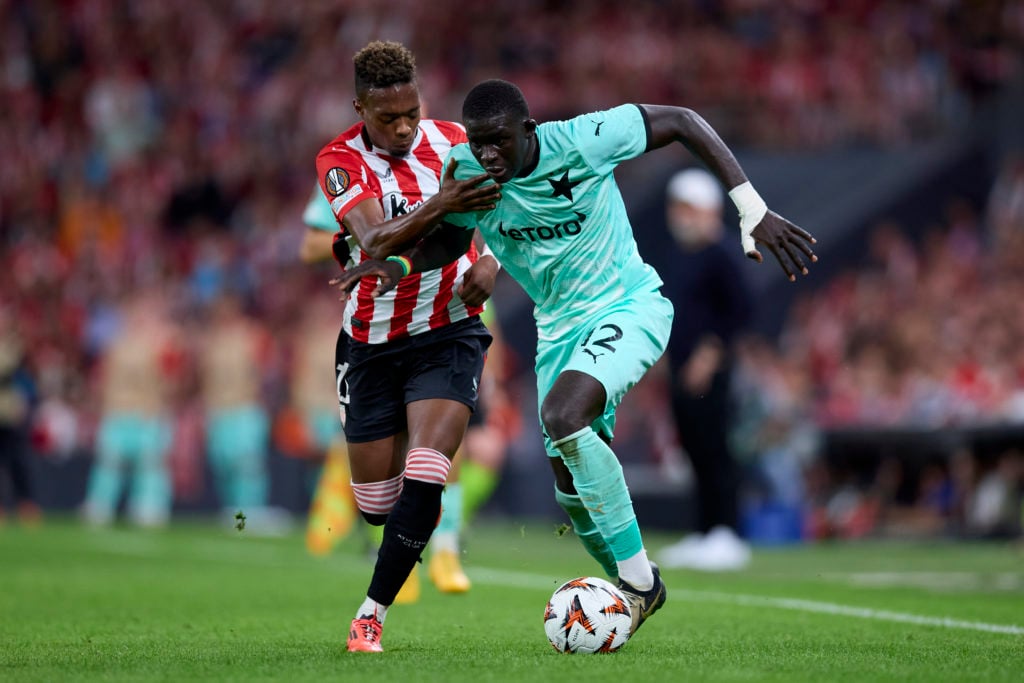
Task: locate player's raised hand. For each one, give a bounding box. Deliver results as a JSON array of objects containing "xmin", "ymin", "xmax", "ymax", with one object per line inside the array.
[
  {"xmin": 330, "ymin": 259, "xmax": 405, "ymax": 300},
  {"xmin": 747, "ymin": 211, "xmax": 818, "ymax": 282},
  {"xmin": 438, "ymin": 159, "xmax": 501, "ymax": 214}
]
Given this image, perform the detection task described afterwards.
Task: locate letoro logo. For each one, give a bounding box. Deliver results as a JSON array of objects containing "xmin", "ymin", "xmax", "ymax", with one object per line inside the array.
[{"xmin": 497, "ymin": 211, "xmax": 587, "ymax": 242}]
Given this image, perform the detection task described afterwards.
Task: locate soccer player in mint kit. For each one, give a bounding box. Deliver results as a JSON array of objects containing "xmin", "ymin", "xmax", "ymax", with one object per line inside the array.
[{"xmin": 332, "ymin": 79, "xmax": 818, "ymax": 638}]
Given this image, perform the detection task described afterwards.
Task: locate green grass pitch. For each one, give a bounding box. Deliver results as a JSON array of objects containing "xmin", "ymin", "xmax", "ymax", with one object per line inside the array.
[{"xmin": 2, "ymin": 518, "xmax": 1022, "ymax": 682}]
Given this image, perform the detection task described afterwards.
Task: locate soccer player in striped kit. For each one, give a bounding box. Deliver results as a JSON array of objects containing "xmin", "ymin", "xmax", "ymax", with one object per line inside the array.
[
  {"xmin": 333, "ymin": 79, "xmax": 818, "ymax": 642},
  {"xmin": 314, "ymin": 42, "xmax": 501, "ymax": 653}
]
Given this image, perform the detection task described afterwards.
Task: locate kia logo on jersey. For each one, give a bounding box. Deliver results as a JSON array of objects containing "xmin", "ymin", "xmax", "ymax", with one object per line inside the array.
[{"xmin": 326, "ymin": 167, "xmax": 350, "ymax": 196}]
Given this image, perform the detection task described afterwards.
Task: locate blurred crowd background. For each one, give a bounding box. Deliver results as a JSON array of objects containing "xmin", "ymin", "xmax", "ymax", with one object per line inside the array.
[{"xmin": 1, "ymin": 0, "xmax": 1023, "ymax": 541}]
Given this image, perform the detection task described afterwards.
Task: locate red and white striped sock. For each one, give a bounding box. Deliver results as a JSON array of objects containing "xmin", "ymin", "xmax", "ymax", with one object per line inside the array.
[
  {"xmin": 404, "ymin": 447, "xmax": 451, "ymax": 486},
  {"xmin": 352, "ymin": 473, "xmax": 404, "ymax": 517}
]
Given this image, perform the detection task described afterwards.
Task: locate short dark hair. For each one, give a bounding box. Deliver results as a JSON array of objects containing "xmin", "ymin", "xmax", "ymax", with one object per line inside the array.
[
  {"xmin": 353, "ymin": 41, "xmax": 416, "ymax": 97},
  {"xmin": 462, "ymin": 79, "xmax": 530, "ymax": 122}
]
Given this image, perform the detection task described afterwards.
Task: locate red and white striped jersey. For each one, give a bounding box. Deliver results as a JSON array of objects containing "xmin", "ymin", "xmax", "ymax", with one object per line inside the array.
[{"xmin": 315, "ymin": 119, "xmax": 483, "ymax": 344}]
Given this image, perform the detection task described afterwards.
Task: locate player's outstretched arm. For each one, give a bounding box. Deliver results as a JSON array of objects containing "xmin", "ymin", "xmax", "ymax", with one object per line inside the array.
[
  {"xmin": 331, "ymin": 222, "xmax": 474, "ymax": 299},
  {"xmin": 298, "ymin": 228, "xmax": 336, "ymax": 263},
  {"xmin": 641, "ymin": 104, "xmax": 818, "ymax": 281},
  {"xmin": 338, "ymin": 159, "xmax": 500, "ymax": 260}
]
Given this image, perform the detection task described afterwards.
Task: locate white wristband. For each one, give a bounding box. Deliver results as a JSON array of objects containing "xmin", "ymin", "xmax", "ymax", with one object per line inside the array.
[{"xmin": 728, "ymin": 181, "xmax": 767, "ymax": 254}]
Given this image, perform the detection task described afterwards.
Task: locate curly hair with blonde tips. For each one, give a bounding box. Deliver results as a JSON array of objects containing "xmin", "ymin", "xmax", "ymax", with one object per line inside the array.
[{"xmin": 353, "ymin": 41, "xmax": 417, "ymax": 97}]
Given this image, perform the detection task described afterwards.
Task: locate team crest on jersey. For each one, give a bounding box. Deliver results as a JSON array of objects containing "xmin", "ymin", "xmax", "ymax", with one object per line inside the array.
[{"xmin": 325, "ymin": 167, "xmax": 350, "ymax": 196}]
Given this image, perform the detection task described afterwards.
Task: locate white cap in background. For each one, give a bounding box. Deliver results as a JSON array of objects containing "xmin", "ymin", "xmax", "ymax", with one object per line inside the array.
[{"xmin": 666, "ymin": 168, "xmax": 723, "ymax": 210}]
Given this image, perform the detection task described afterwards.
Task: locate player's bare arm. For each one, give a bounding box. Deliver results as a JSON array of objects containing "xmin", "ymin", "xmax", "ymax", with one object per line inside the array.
[
  {"xmin": 342, "ymin": 159, "xmax": 500, "ymax": 260},
  {"xmin": 641, "ymin": 104, "xmax": 818, "ymax": 281},
  {"xmin": 458, "ymin": 230, "xmax": 499, "ymax": 307},
  {"xmin": 331, "ymin": 222, "xmax": 473, "ymax": 299},
  {"xmin": 298, "ymin": 228, "xmax": 336, "ymax": 263}
]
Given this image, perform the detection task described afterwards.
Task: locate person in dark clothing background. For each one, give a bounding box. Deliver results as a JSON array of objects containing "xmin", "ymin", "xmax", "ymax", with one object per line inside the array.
[
  {"xmin": 657, "ymin": 168, "xmax": 753, "ymax": 571},
  {"xmin": 0, "ymin": 304, "xmax": 41, "ymax": 526}
]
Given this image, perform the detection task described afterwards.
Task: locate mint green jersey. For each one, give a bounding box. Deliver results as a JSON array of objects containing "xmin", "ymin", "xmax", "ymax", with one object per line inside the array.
[
  {"xmin": 443, "ymin": 104, "xmax": 663, "ymax": 342},
  {"xmin": 302, "ymin": 183, "xmax": 338, "ymax": 231}
]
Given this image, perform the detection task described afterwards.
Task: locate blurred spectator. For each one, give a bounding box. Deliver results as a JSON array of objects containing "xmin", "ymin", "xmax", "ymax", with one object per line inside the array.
[
  {"xmin": 82, "ymin": 291, "xmax": 183, "ymax": 527},
  {"xmin": 197, "ymin": 292, "xmax": 286, "ymax": 533},
  {"xmin": 0, "ymin": 304, "xmax": 41, "ymax": 525},
  {"xmin": 987, "ymin": 153, "xmax": 1024, "ymax": 248},
  {"xmin": 656, "ymin": 169, "xmax": 753, "ymax": 571},
  {"xmin": 732, "ymin": 338, "xmax": 819, "ymax": 533},
  {"xmin": 965, "ymin": 449, "xmax": 1023, "ymax": 538}
]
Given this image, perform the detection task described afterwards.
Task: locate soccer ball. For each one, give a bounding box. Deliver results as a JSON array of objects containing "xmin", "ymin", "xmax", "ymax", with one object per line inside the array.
[{"xmin": 543, "ymin": 576, "xmax": 632, "ymax": 653}]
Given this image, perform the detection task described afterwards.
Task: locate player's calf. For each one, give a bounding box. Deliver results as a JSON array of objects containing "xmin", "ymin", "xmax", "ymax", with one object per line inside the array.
[{"xmin": 366, "ymin": 448, "xmax": 451, "ymax": 605}]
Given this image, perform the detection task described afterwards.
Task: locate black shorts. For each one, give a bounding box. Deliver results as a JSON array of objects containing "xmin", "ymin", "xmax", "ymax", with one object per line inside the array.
[
  {"xmin": 468, "ymin": 404, "xmax": 487, "ymax": 428},
  {"xmin": 335, "ymin": 316, "xmax": 492, "ymax": 443}
]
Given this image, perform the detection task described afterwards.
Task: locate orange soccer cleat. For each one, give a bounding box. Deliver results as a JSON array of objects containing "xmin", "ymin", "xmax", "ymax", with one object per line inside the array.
[{"xmin": 347, "ymin": 614, "xmax": 384, "ymax": 653}]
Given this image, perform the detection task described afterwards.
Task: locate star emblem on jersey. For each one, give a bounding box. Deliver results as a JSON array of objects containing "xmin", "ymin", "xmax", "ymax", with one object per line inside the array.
[
  {"xmin": 547, "ymin": 170, "xmax": 582, "ymax": 202},
  {"xmin": 326, "ymin": 167, "xmax": 350, "ymax": 196}
]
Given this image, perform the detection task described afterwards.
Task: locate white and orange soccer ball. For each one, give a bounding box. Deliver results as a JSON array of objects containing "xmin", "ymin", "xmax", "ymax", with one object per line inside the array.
[{"xmin": 543, "ymin": 576, "xmax": 632, "ymax": 654}]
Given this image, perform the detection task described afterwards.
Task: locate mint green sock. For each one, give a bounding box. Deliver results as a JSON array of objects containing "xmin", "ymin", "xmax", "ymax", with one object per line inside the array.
[
  {"xmin": 437, "ymin": 482, "xmax": 462, "ymax": 535},
  {"xmin": 551, "ymin": 428, "xmax": 643, "ymax": 561},
  {"xmin": 554, "ymin": 486, "xmax": 618, "ymax": 579}
]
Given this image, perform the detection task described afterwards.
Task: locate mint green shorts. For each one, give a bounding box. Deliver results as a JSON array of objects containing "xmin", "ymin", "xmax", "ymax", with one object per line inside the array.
[
  {"xmin": 96, "ymin": 413, "xmax": 172, "ymax": 461},
  {"xmin": 206, "ymin": 404, "xmax": 269, "ymax": 461},
  {"xmin": 535, "ymin": 289, "xmax": 673, "ymax": 447}
]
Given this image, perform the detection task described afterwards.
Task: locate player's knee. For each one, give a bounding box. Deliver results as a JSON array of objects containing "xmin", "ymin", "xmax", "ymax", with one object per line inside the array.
[
  {"xmin": 360, "ymin": 510, "xmax": 389, "ymax": 526},
  {"xmin": 540, "ymin": 399, "xmax": 589, "ymax": 441}
]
